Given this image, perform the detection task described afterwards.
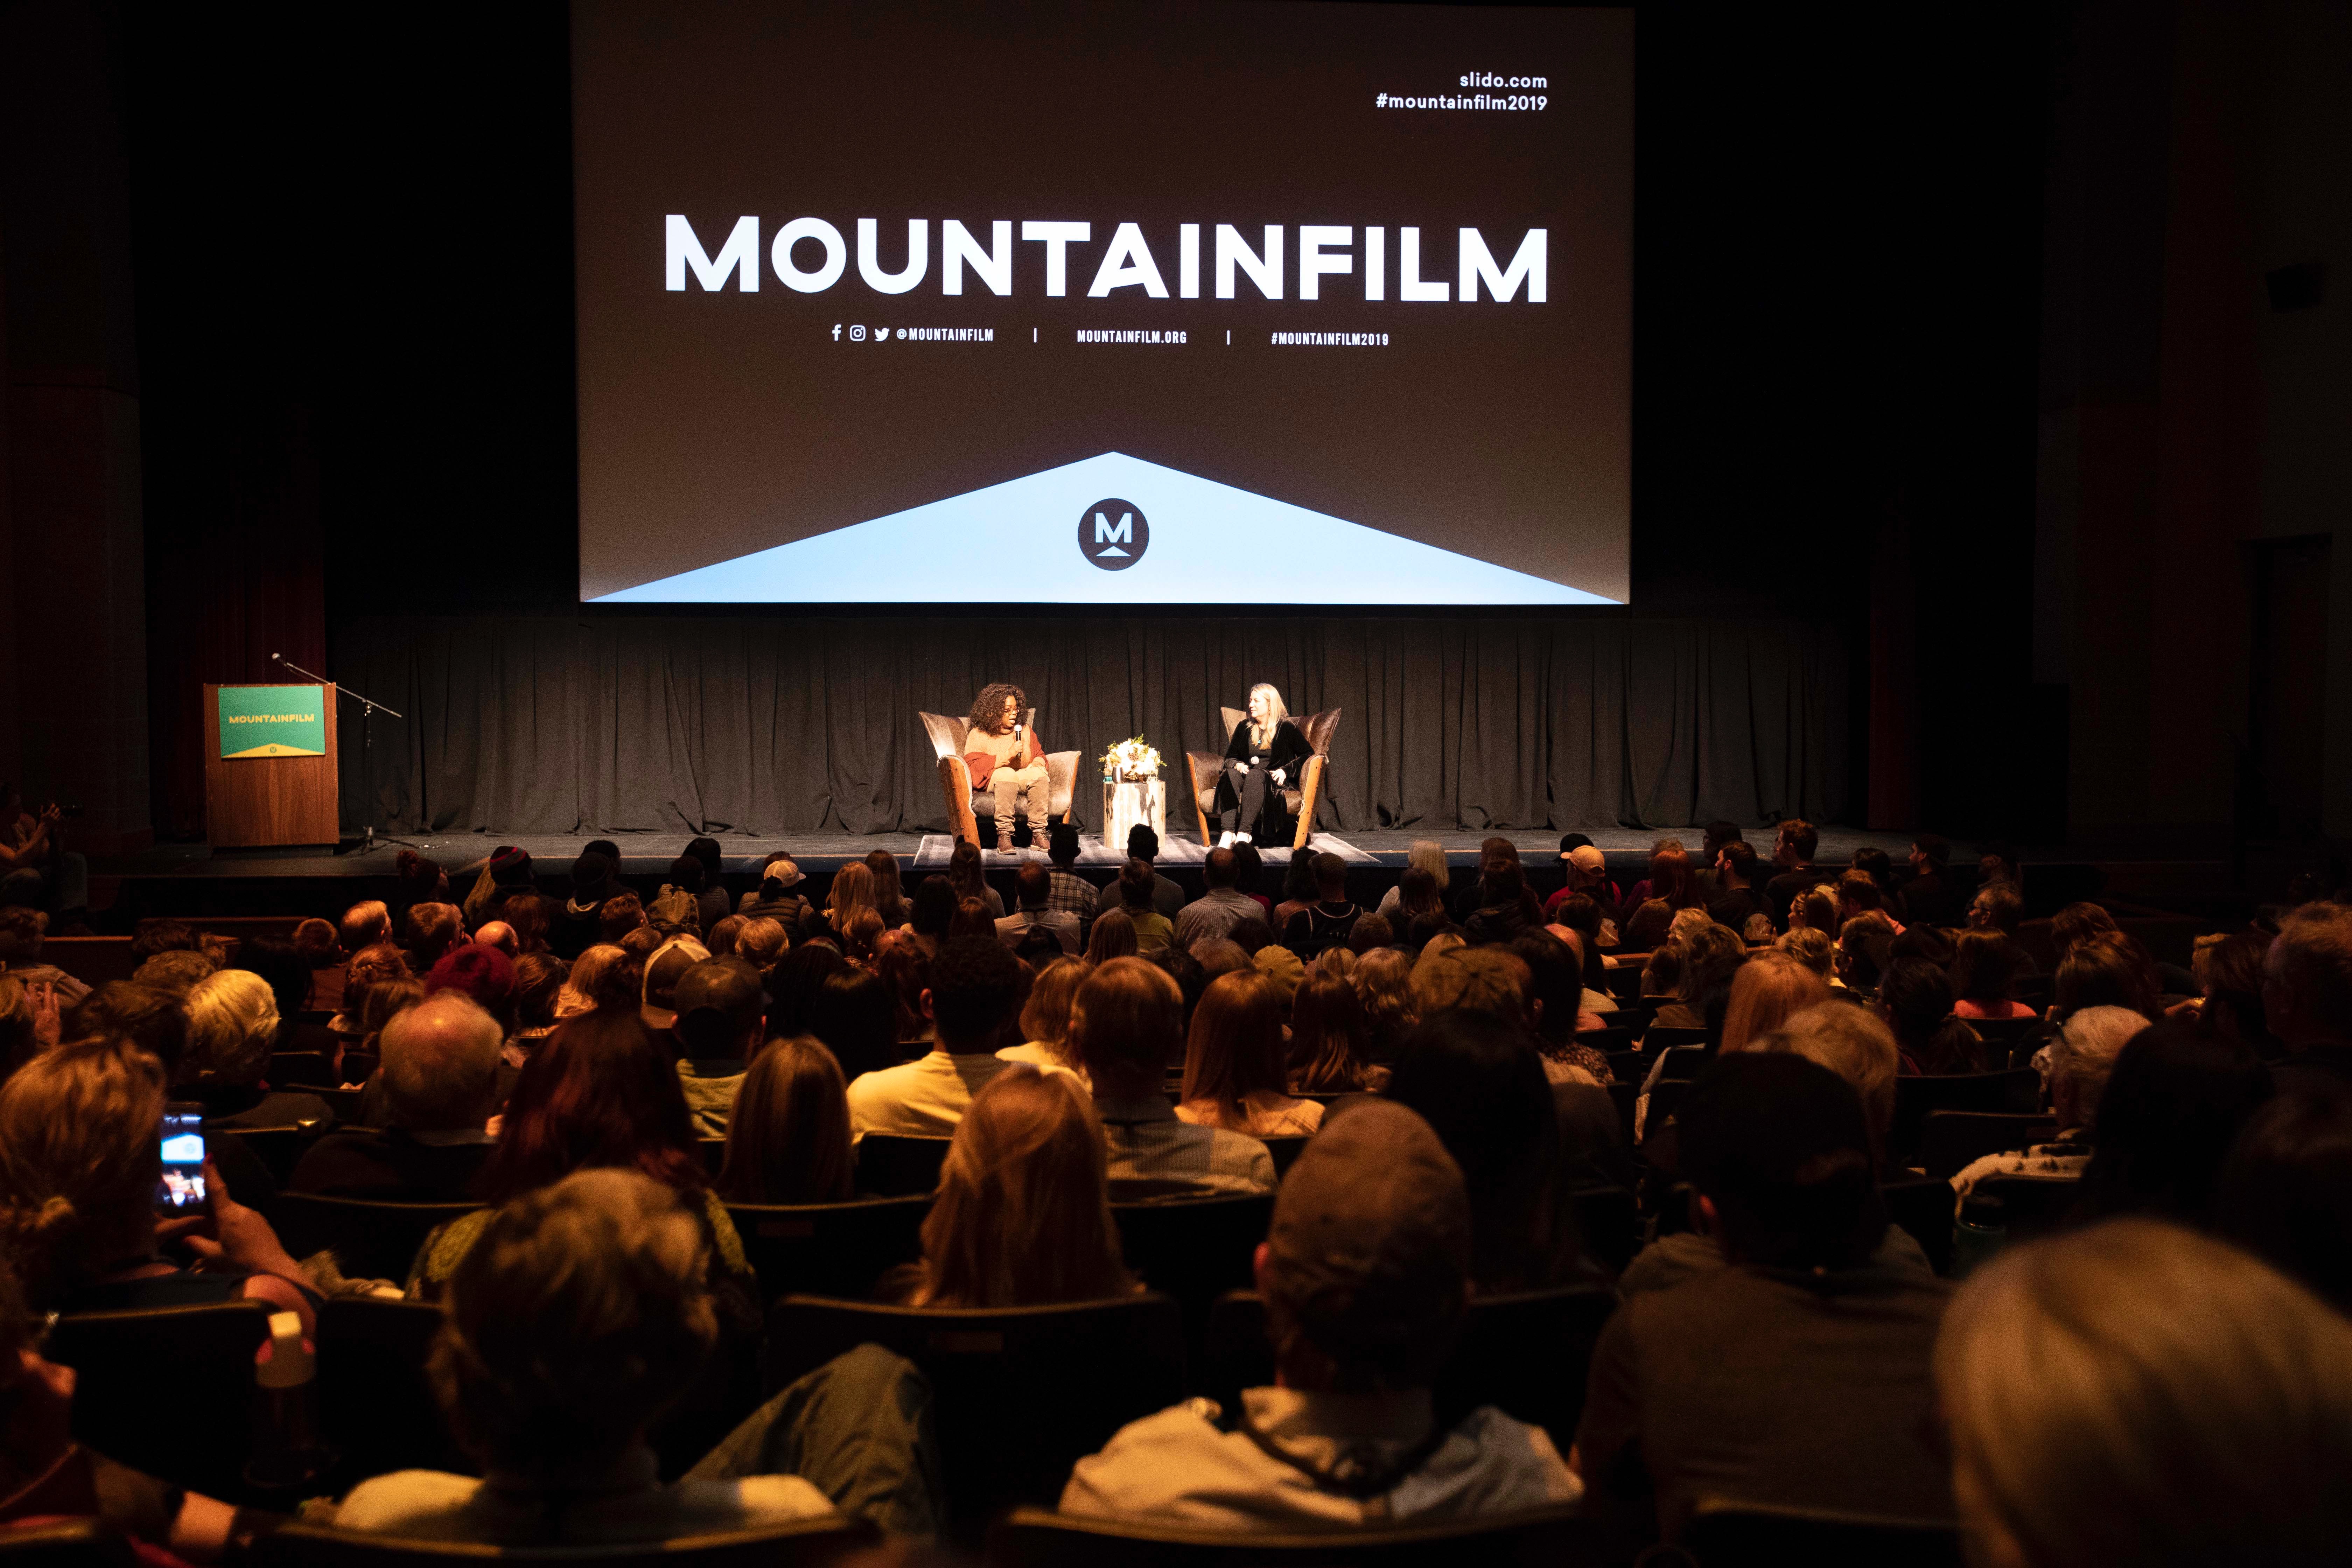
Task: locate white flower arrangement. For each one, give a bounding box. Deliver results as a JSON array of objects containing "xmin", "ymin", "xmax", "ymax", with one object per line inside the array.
[{"xmin": 1100, "ymin": 736, "xmax": 1163, "ymax": 780}]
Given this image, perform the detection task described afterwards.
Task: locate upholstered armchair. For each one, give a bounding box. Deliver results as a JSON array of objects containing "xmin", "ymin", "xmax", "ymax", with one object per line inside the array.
[
  {"xmin": 918, "ymin": 708, "xmax": 1079, "ymax": 847},
  {"xmin": 1185, "ymin": 707, "xmax": 1341, "ymax": 851}
]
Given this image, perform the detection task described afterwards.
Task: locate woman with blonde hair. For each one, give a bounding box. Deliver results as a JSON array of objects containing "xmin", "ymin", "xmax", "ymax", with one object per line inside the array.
[
  {"xmin": 1350, "ymin": 946, "xmax": 1418, "ymax": 1063},
  {"xmin": 1376, "ymin": 840, "xmax": 1450, "ymax": 920},
  {"xmin": 1177, "ymin": 971, "xmax": 1322, "ymax": 1136},
  {"xmin": 1212, "ymin": 682, "xmax": 1312, "ymax": 849},
  {"xmin": 999, "ymin": 956, "xmax": 1093, "ymax": 1083},
  {"xmin": 1083, "ymin": 906, "xmax": 1138, "ymax": 965},
  {"xmin": 1719, "ymin": 950, "xmax": 1832, "ymax": 1052},
  {"xmin": 1775, "ymin": 923, "xmax": 1835, "ymax": 977},
  {"xmin": 1937, "ymin": 1219, "xmax": 2352, "ymax": 1568},
  {"xmin": 1754, "ymin": 1002, "xmax": 1902, "ymax": 1163},
  {"xmin": 895, "ymin": 1066, "xmax": 1134, "ymax": 1307},
  {"xmin": 184, "ymin": 968, "xmax": 279, "ymax": 1086},
  {"xmin": 824, "ymin": 862, "xmax": 877, "ymax": 942},
  {"xmin": 716, "ymin": 1036, "xmax": 854, "ymax": 1206}
]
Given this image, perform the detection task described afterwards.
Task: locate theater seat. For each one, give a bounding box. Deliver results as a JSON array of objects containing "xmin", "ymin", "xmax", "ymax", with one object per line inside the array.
[
  {"xmin": 316, "ymin": 1296, "xmax": 467, "ymax": 1486},
  {"xmin": 1682, "ymin": 1497, "xmax": 1963, "ymax": 1568},
  {"xmin": 46, "ymin": 1299, "xmax": 274, "ymax": 1503},
  {"xmin": 1111, "ymin": 1192, "xmax": 1275, "ymax": 1337},
  {"xmin": 0, "ymin": 1519, "xmax": 139, "ymax": 1568},
  {"xmin": 252, "ymin": 1517, "xmax": 875, "ymax": 1568},
  {"xmin": 1881, "ymin": 1175, "xmax": 1960, "ymax": 1276},
  {"xmin": 1915, "ymin": 1111, "xmax": 2059, "ymax": 1182},
  {"xmin": 724, "ymin": 1195, "xmax": 932, "ymax": 1303},
  {"xmin": 274, "ymin": 1195, "xmax": 485, "ymax": 1284},
  {"xmin": 855, "ymin": 1135, "xmax": 951, "ymax": 1197},
  {"xmin": 1891, "ymin": 1070, "xmax": 2042, "ymax": 1164},
  {"xmin": 984, "ymin": 1502, "xmax": 1595, "ymax": 1567},
  {"xmin": 763, "ymin": 1293, "xmax": 1187, "ymax": 1536}
]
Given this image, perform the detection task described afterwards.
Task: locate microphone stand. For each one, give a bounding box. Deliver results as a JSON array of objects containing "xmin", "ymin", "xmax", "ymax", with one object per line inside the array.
[{"xmin": 272, "ymin": 655, "xmax": 408, "ymax": 855}]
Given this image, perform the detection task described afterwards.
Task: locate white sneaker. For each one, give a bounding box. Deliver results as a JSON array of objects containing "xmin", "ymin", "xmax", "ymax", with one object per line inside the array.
[
  {"xmin": 1235, "ymin": 832, "xmax": 1252, "ymax": 845},
  {"xmin": 1217, "ymin": 831, "xmax": 1237, "ymax": 849}
]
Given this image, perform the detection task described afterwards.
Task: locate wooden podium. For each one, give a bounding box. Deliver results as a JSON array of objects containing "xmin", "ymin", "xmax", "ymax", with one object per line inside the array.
[{"xmin": 203, "ymin": 682, "xmax": 340, "ymax": 847}]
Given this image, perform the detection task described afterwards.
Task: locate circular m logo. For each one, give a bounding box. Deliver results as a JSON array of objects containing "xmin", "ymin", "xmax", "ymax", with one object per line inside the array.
[{"xmin": 1077, "ymin": 498, "xmax": 1149, "ymax": 570}]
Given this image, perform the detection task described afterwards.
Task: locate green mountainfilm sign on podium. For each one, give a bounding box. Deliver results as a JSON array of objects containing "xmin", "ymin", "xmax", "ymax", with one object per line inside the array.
[
  {"xmin": 217, "ymin": 685, "xmax": 329, "ymax": 759},
  {"xmin": 203, "ymin": 682, "xmax": 340, "ymax": 847}
]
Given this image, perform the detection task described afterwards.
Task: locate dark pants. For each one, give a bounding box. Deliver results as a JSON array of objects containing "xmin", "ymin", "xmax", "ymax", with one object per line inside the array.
[
  {"xmin": 686, "ymin": 1344, "xmax": 943, "ymax": 1541},
  {"xmin": 1217, "ymin": 760, "xmax": 1275, "ymax": 836}
]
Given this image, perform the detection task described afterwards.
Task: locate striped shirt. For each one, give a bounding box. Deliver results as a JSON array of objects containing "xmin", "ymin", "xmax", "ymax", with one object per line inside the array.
[{"xmin": 1095, "ymin": 1095, "xmax": 1277, "ymax": 1196}]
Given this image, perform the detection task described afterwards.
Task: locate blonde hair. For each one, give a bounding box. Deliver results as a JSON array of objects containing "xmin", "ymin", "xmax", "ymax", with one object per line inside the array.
[
  {"xmin": 184, "ymin": 968, "xmax": 280, "ymax": 1086},
  {"xmin": 1406, "ymin": 839, "xmax": 1450, "ymax": 892},
  {"xmin": 736, "ymin": 916, "xmax": 787, "ymax": 968},
  {"xmin": 1775, "ymin": 924, "xmax": 1835, "ymax": 975},
  {"xmin": 1939, "ymin": 1219, "xmax": 2352, "ymax": 1568},
  {"xmin": 913, "ymin": 1066, "xmax": 1132, "ymax": 1307},
  {"xmin": 1350, "ymin": 947, "xmax": 1417, "ymax": 1040},
  {"xmin": 717, "ymin": 1036, "xmax": 853, "ymax": 1205},
  {"xmin": 1018, "ymin": 957, "xmax": 1093, "ymax": 1068},
  {"xmin": 1758, "ymin": 1002, "xmax": 1899, "ymax": 1152},
  {"xmin": 826, "ymin": 863, "xmax": 877, "ymax": 934},
  {"xmin": 0, "ymin": 1040, "xmax": 168, "ymax": 1308},
  {"xmin": 0, "ymin": 977, "xmax": 38, "ymax": 1083},
  {"xmin": 1410, "ymin": 945, "xmax": 1528, "ymax": 1028},
  {"xmin": 1246, "ymin": 682, "xmax": 1288, "ymax": 749},
  {"xmin": 1721, "ymin": 951, "xmax": 1832, "ymax": 1052},
  {"xmin": 556, "ymin": 944, "xmax": 627, "ymax": 1018}
]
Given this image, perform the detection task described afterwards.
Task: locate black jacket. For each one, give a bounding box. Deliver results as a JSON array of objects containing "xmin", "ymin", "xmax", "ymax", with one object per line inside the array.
[{"xmin": 1217, "ymin": 718, "xmax": 1314, "ymax": 837}]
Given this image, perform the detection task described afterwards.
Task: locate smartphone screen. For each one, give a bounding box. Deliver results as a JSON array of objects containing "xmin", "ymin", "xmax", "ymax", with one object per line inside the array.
[{"xmin": 158, "ymin": 1104, "xmax": 207, "ymax": 1213}]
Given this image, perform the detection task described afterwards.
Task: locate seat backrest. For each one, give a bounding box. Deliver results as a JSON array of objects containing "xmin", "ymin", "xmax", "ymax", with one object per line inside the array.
[
  {"xmin": 268, "ymin": 1050, "xmax": 336, "ymax": 1085},
  {"xmin": 986, "ymin": 1502, "xmax": 1594, "ymax": 1568},
  {"xmin": 1110, "ymin": 1194, "xmax": 1275, "ymax": 1318},
  {"xmin": 46, "ymin": 1299, "xmax": 274, "ymax": 1501},
  {"xmin": 1683, "ymin": 1498, "xmax": 1963, "ymax": 1568},
  {"xmin": 1881, "ymin": 1175, "xmax": 1959, "ymax": 1276},
  {"xmin": 766, "ymin": 1294, "xmax": 1188, "ymax": 1532},
  {"xmin": 724, "ymin": 1195, "xmax": 933, "ymax": 1303},
  {"xmin": 1563, "ymin": 1184, "xmax": 1638, "ymax": 1273},
  {"xmin": 1915, "ymin": 1111, "xmax": 2059, "ymax": 1182},
  {"xmin": 302, "ymin": 1086, "xmax": 371, "ymax": 1123},
  {"xmin": 1640, "ymin": 1026, "xmax": 1710, "ymax": 1052},
  {"xmin": 316, "ymin": 1295, "xmax": 469, "ymax": 1483},
  {"xmin": 34, "ymin": 936, "xmax": 138, "ymax": 987},
  {"xmin": 216, "ymin": 1124, "xmax": 322, "ymax": 1184},
  {"xmin": 1295, "ymin": 708, "xmax": 1341, "ymax": 759},
  {"xmin": 0, "ymin": 1519, "xmax": 140, "ymax": 1568},
  {"xmin": 272, "ymin": 1194, "xmax": 488, "ymax": 1283},
  {"xmin": 1892, "ymin": 1071, "xmax": 2044, "ymax": 1161},
  {"xmin": 1260, "ymin": 1135, "xmax": 1310, "ymax": 1178},
  {"xmin": 1579, "ymin": 1027, "xmax": 1633, "ymax": 1057},
  {"xmin": 855, "ymin": 1135, "xmax": 952, "ymax": 1197},
  {"xmin": 253, "ymin": 1517, "xmax": 874, "ymax": 1568},
  {"xmin": 1977, "ymin": 1175, "xmax": 2081, "ymax": 1241},
  {"xmin": 917, "ymin": 711, "xmax": 968, "ymax": 762}
]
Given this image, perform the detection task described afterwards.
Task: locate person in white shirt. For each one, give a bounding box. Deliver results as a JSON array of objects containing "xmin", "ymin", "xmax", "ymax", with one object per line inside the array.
[
  {"xmin": 845, "ymin": 937, "xmax": 1020, "ymax": 1140},
  {"xmin": 1060, "ymin": 1100, "xmax": 1578, "ymax": 1526},
  {"xmin": 1172, "ymin": 846, "xmax": 1262, "ymax": 950}
]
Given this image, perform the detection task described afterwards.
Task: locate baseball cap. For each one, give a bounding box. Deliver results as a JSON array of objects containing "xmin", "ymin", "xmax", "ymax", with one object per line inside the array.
[
  {"xmin": 1252, "ymin": 944, "xmax": 1304, "ymax": 1003},
  {"xmin": 1567, "ymin": 845, "xmax": 1606, "ymax": 875},
  {"xmin": 640, "ymin": 934, "xmax": 711, "ymax": 1031},
  {"xmin": 1558, "ymin": 833, "xmax": 1594, "ymax": 860},
  {"xmin": 1260, "ymin": 1100, "xmax": 1471, "ymax": 1384},
  {"xmin": 674, "ymin": 955, "xmax": 766, "ymax": 1056}
]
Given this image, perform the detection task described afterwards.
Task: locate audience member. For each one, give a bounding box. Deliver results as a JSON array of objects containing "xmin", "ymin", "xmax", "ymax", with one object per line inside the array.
[
  {"xmin": 1878, "ymin": 959, "xmax": 1984, "ymax": 1074},
  {"xmin": 730, "ymin": 915, "xmax": 785, "ymax": 969},
  {"xmin": 1951, "ymin": 1004, "xmax": 2143, "ymax": 1203},
  {"xmin": 2052, "ymin": 931, "xmax": 2160, "ymax": 1023},
  {"xmin": 1936, "ymin": 1219, "xmax": 2352, "ymax": 1568},
  {"xmin": 1172, "ymin": 846, "xmax": 1258, "ymax": 948},
  {"xmin": 739, "ymin": 854, "xmax": 813, "ymax": 932},
  {"xmin": 2069, "ymin": 1017, "xmax": 2272, "ymax": 1226},
  {"xmin": 1752, "ymin": 1002, "xmax": 1901, "ymax": 1166},
  {"xmin": 891, "ymin": 1066, "xmax": 1133, "ymax": 1307},
  {"xmin": 1547, "ymin": 843, "xmax": 1619, "ymax": 923},
  {"xmin": 1967, "ymin": 880, "xmax": 2025, "ymax": 939},
  {"xmin": 599, "ymin": 892, "xmax": 650, "ymax": 944},
  {"xmin": 806, "ymin": 969, "xmax": 900, "ymax": 1082},
  {"xmin": 1250, "ymin": 943, "xmax": 1305, "ymax": 1010},
  {"xmin": 1376, "ymin": 840, "xmax": 1449, "ymax": 921},
  {"xmin": 289, "ymin": 993, "xmax": 500, "ymax": 1202},
  {"xmin": 1950, "ymin": 929, "xmax": 2034, "ymax": 1020},
  {"xmin": 1382, "ymin": 1010, "xmax": 1577, "ymax": 1290},
  {"xmin": 1110, "ymin": 859, "xmax": 1175, "ymax": 953},
  {"xmin": 0, "ymin": 977, "xmax": 51, "ymax": 1085},
  {"xmin": 1761, "ymin": 819, "xmax": 1822, "ymax": 929},
  {"xmin": 1178, "ymin": 972, "xmax": 1323, "ymax": 1137},
  {"xmin": 1288, "ymin": 969, "xmax": 1388, "ymax": 1094},
  {"xmin": 0, "ymin": 1039, "xmax": 312, "ymax": 1321},
  {"xmin": 1623, "ymin": 846, "xmax": 1708, "ymax": 952},
  {"xmin": 844, "ymin": 937, "xmax": 1017, "ymax": 1139},
  {"xmin": 1273, "ymin": 854, "xmax": 1319, "ymax": 930},
  {"xmin": 1719, "ymin": 951, "xmax": 1831, "ymax": 1053},
  {"xmin": 2264, "ymin": 902, "xmax": 2352, "ymax": 1088},
  {"xmin": 507, "ymin": 952, "xmax": 566, "ymax": 1063},
  {"xmin": 671, "ymin": 956, "xmax": 765, "ymax": 1135},
  {"xmin": 1648, "ymin": 924, "xmax": 1745, "ymax": 1036},
  {"xmin": 0, "ymin": 908, "xmax": 88, "ymax": 1010},
  {"xmin": 1350, "ymin": 947, "xmax": 1418, "ymax": 1064},
  {"xmin": 339, "ymin": 899, "xmax": 393, "ymax": 959},
  {"xmin": 557, "ymin": 942, "xmax": 637, "ymax": 1018},
  {"xmin": 1458, "ymin": 861, "xmax": 1539, "ymax": 948},
  {"xmin": 1833, "ymin": 910, "xmax": 1898, "ymax": 995},
  {"xmin": 424, "ymin": 943, "xmax": 519, "ymax": 1037},
  {"xmin": 997, "ymin": 954, "xmax": 1091, "ymax": 1085},
  {"xmin": 716, "ymin": 1036, "xmax": 854, "ymax": 1206},
  {"xmin": 1062, "ymin": 1100, "xmax": 1577, "ymax": 1526},
  {"xmin": 1073, "ymin": 958, "xmax": 1274, "ymax": 1197},
  {"xmin": 683, "ymin": 837, "xmax": 734, "ymax": 933},
  {"xmin": 1510, "ymin": 933, "xmax": 1611, "ymax": 1085},
  {"xmin": 1190, "ymin": 937, "xmax": 1250, "ymax": 981},
  {"xmin": 864, "ymin": 849, "xmax": 910, "ymax": 929},
  {"xmin": 132, "ymin": 947, "xmax": 216, "ymax": 999},
  {"xmin": 1707, "ymin": 840, "xmax": 1770, "ymax": 933},
  {"xmin": 1084, "ymin": 905, "xmax": 1139, "ymax": 965},
  {"xmin": 2193, "ymin": 929, "xmax": 2281, "ymax": 1060},
  {"xmin": 1773, "ymin": 923, "xmax": 1835, "ymax": 979},
  {"xmin": 182, "ymin": 968, "xmax": 333, "ymax": 1128},
  {"xmin": 2214, "ymin": 1084, "xmax": 2352, "ymax": 1314},
  {"xmin": 704, "ymin": 912, "xmax": 746, "ymax": 958},
  {"xmin": 336, "ymin": 1168, "xmax": 937, "ymax": 1540},
  {"xmin": 944, "ymin": 838, "xmax": 1004, "ymax": 919},
  {"xmin": 1573, "ymin": 1054, "xmax": 1951, "ymax": 1547},
  {"xmin": 406, "ymin": 900, "xmax": 466, "ymax": 973},
  {"xmin": 947, "ymin": 895, "xmax": 997, "ymax": 944},
  {"xmin": 997, "ymin": 860, "xmax": 1081, "ymax": 954},
  {"xmin": 2050, "ymin": 901, "xmax": 2120, "ymax": 959}
]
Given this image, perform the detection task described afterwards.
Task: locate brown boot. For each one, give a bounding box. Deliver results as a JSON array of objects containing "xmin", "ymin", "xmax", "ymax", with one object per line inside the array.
[{"xmin": 995, "ymin": 832, "xmax": 1014, "ymax": 853}]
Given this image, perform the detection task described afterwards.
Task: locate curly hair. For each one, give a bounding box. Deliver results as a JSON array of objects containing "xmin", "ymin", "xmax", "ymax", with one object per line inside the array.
[{"xmin": 967, "ymin": 682, "xmax": 1027, "ymax": 734}]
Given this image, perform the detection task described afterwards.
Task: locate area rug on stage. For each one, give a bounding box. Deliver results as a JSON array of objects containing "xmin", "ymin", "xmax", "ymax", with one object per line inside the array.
[{"xmin": 913, "ymin": 833, "xmax": 1374, "ymax": 869}]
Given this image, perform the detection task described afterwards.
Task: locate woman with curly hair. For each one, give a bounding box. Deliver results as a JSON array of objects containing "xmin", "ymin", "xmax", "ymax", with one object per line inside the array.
[{"xmin": 963, "ymin": 682, "xmax": 1051, "ymax": 852}]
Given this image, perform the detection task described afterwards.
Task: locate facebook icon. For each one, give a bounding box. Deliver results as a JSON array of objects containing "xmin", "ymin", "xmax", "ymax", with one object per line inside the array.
[{"xmin": 1077, "ymin": 498, "xmax": 1149, "ymax": 570}]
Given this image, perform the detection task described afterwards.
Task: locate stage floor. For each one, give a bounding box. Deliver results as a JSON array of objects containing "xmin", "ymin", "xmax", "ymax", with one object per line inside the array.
[{"xmin": 99, "ymin": 825, "xmax": 1934, "ymax": 882}]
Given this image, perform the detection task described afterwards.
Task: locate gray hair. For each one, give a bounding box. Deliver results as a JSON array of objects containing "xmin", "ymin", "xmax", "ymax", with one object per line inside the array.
[{"xmin": 2046, "ymin": 1005, "xmax": 2144, "ymax": 1126}]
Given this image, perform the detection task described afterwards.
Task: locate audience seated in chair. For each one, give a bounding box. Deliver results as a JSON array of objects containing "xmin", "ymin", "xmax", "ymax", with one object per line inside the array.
[
  {"xmin": 184, "ymin": 969, "xmax": 333, "ymax": 1130},
  {"xmin": 287, "ymin": 993, "xmax": 499, "ymax": 1202},
  {"xmin": 996, "ymin": 861, "xmax": 1082, "ymax": 956},
  {"xmin": 1287, "ymin": 969, "xmax": 1388, "ymax": 1095},
  {"xmin": 329, "ymin": 1168, "xmax": 939, "ymax": 1542},
  {"xmin": 1951, "ymin": 929, "xmax": 2036, "ymax": 1021},
  {"xmin": 1937, "ymin": 1218, "xmax": 2352, "ymax": 1568},
  {"xmin": 0, "ymin": 1039, "xmax": 314, "ymax": 1326},
  {"xmin": 1572, "ymin": 1054, "xmax": 1954, "ymax": 1549},
  {"xmin": 665, "ymin": 955, "xmax": 765, "ymax": 1137},
  {"xmin": 884, "ymin": 1066, "xmax": 1134, "ymax": 1307},
  {"xmin": 1075, "ymin": 958, "xmax": 1274, "ymax": 1197},
  {"xmin": 1949, "ymin": 1005, "xmax": 2141, "ymax": 1206},
  {"xmin": 715, "ymin": 1035, "xmax": 855, "ymax": 1206},
  {"xmin": 1060, "ymin": 1100, "xmax": 1579, "ymax": 1527},
  {"xmin": 1172, "ymin": 846, "xmax": 1260, "ymax": 950},
  {"xmin": 1718, "ymin": 950, "xmax": 1831, "ymax": 1054},
  {"xmin": 2265, "ymin": 902, "xmax": 2352, "ymax": 1091},
  {"xmin": 2066, "ymin": 1017, "xmax": 2273, "ymax": 1228},
  {"xmin": 844, "ymin": 937, "xmax": 1018, "ymax": 1140},
  {"xmin": 1177, "ymin": 972, "xmax": 1323, "ymax": 1138},
  {"xmin": 996, "ymin": 955, "xmax": 1093, "ymax": 1089}
]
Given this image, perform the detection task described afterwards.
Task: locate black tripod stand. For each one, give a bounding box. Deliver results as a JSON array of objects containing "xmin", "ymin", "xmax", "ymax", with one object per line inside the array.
[{"xmin": 271, "ymin": 653, "xmax": 411, "ymax": 854}]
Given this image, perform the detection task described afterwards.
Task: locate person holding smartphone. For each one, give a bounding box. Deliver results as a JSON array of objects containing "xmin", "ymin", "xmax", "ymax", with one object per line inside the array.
[{"xmin": 0, "ymin": 783, "xmax": 88, "ymax": 919}]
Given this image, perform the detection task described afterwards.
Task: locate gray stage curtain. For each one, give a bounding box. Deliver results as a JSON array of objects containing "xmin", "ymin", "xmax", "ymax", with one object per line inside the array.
[{"xmin": 332, "ymin": 614, "xmax": 1848, "ymax": 837}]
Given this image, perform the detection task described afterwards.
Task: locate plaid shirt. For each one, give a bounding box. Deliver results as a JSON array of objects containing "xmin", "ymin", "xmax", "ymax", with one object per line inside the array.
[
  {"xmin": 1095, "ymin": 1095, "xmax": 1276, "ymax": 1196},
  {"xmin": 1046, "ymin": 868, "xmax": 1101, "ymax": 937}
]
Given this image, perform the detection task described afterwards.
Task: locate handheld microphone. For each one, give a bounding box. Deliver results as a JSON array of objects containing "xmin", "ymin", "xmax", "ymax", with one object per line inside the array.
[{"xmin": 270, "ymin": 652, "xmax": 282, "ymax": 662}]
